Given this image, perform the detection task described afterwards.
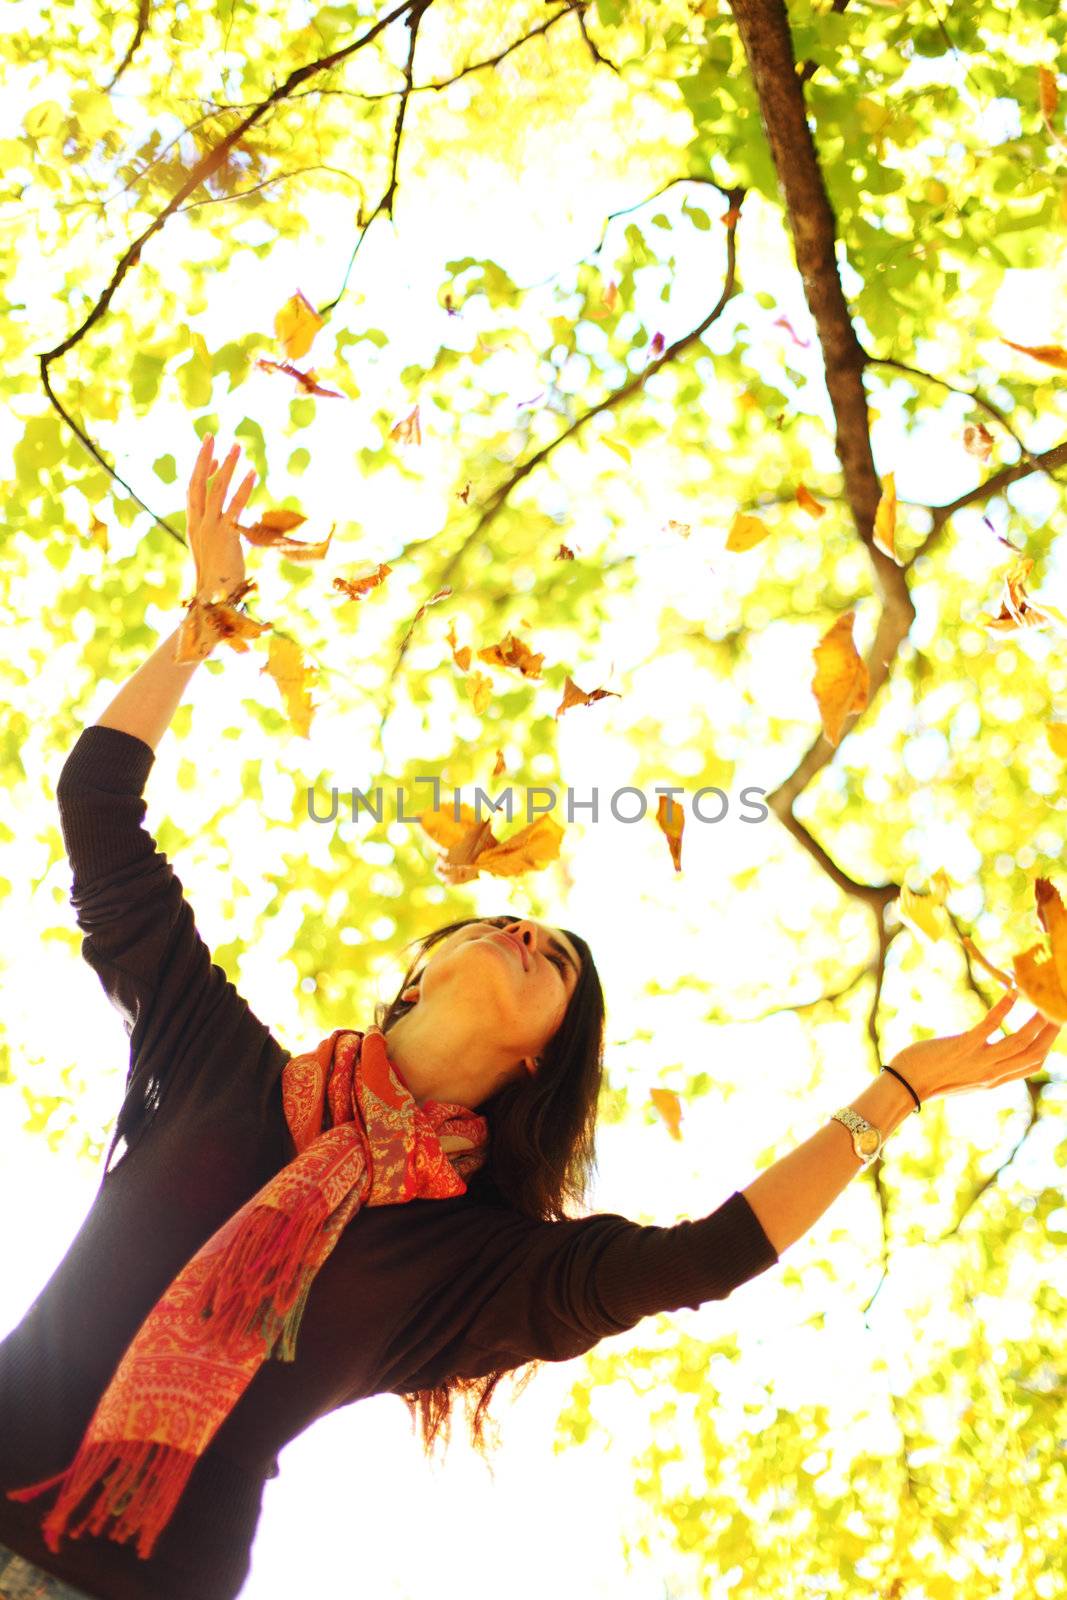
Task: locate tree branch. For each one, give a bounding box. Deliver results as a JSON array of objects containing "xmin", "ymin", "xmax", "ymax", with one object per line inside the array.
[
  {"xmin": 322, "ymin": 0, "xmax": 431, "ymax": 314},
  {"xmin": 102, "ymin": 0, "xmax": 150, "ymax": 92},
  {"xmin": 37, "ymin": 0, "xmax": 419, "ymax": 536},
  {"xmin": 911, "ymin": 435, "xmax": 1067, "ymax": 564}
]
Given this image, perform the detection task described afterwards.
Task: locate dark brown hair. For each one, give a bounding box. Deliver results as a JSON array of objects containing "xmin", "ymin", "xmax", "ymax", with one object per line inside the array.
[{"xmin": 373, "ymin": 913, "xmax": 606, "ymax": 1461}]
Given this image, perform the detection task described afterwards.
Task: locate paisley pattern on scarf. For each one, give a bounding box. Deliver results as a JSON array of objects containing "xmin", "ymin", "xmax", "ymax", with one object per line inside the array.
[{"xmin": 6, "ymin": 1027, "xmax": 487, "ymax": 1562}]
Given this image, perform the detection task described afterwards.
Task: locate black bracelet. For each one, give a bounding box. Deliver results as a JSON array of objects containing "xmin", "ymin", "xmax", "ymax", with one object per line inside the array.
[{"xmin": 881, "ymin": 1063, "xmax": 922, "ymax": 1113}]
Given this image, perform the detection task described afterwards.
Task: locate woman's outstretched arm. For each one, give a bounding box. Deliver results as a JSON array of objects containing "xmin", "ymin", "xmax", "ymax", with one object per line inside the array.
[{"xmin": 94, "ymin": 435, "xmax": 255, "ymax": 751}]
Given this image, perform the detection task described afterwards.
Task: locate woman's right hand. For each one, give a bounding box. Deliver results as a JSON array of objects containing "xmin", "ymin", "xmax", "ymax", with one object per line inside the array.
[
  {"xmin": 186, "ymin": 433, "xmax": 256, "ymax": 604},
  {"xmin": 886, "ymin": 991, "xmax": 1060, "ymax": 1104}
]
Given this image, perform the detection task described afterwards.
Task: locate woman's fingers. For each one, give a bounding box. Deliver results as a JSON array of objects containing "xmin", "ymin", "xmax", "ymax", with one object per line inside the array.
[
  {"xmin": 227, "ymin": 468, "xmax": 256, "ymax": 523},
  {"xmin": 986, "ymin": 1007, "xmax": 1054, "ymax": 1056},
  {"xmin": 971, "ymin": 990, "xmax": 1018, "ymax": 1037},
  {"xmin": 188, "ymin": 433, "xmax": 215, "ymax": 524},
  {"xmin": 207, "ymin": 444, "xmax": 241, "ymax": 514}
]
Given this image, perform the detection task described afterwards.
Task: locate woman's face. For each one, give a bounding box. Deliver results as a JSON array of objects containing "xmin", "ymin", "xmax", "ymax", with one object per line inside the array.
[{"xmin": 412, "ymin": 916, "xmax": 583, "ymax": 1060}]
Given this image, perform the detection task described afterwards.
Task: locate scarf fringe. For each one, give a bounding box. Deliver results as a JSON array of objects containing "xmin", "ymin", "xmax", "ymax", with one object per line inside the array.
[
  {"xmin": 190, "ymin": 1198, "xmax": 326, "ymax": 1352},
  {"xmin": 7, "ymin": 1437, "xmax": 199, "ymax": 1561}
]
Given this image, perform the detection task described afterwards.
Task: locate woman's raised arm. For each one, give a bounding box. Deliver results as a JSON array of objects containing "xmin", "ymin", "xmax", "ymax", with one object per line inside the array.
[{"xmin": 94, "ymin": 435, "xmax": 255, "ymax": 751}]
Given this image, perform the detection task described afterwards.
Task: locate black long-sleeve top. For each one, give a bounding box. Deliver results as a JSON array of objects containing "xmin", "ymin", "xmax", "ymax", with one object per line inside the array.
[{"xmin": 0, "ymin": 725, "xmax": 779, "ymax": 1600}]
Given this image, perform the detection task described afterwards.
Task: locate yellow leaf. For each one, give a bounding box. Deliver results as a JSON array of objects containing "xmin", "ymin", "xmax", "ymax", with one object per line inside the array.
[
  {"xmin": 726, "ymin": 511, "xmax": 770, "ymax": 552},
  {"xmin": 1013, "ymin": 942, "xmax": 1067, "ymax": 1024},
  {"xmin": 811, "ymin": 611, "xmax": 869, "ymax": 747},
  {"xmin": 1034, "ymin": 878, "xmax": 1067, "ymax": 997},
  {"xmin": 1048, "ymin": 723, "xmax": 1067, "ymax": 757},
  {"xmin": 796, "ymin": 483, "xmax": 826, "ymax": 520},
  {"xmin": 649, "ymin": 1087, "xmax": 683, "ymax": 1141},
  {"xmin": 465, "ymin": 670, "xmax": 493, "ymax": 713},
  {"xmin": 1001, "ymin": 339, "xmax": 1067, "ymax": 370},
  {"xmin": 478, "ymin": 814, "xmax": 564, "ymax": 878},
  {"xmin": 873, "ymin": 472, "xmax": 897, "ymax": 558},
  {"xmin": 261, "ymin": 634, "xmax": 315, "ymax": 737},
  {"xmin": 656, "ymin": 793, "xmax": 684, "ymax": 873},
  {"xmin": 88, "ymin": 514, "xmax": 108, "ymax": 553},
  {"xmin": 602, "ymin": 437, "xmax": 631, "ymax": 463},
  {"xmin": 273, "ymin": 290, "xmax": 324, "ymax": 361},
  {"xmin": 899, "ymin": 884, "xmax": 946, "ymax": 941}
]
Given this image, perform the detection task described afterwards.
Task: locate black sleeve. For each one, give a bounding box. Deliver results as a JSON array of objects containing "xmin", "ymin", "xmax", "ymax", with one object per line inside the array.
[
  {"xmin": 448, "ymin": 1189, "xmax": 779, "ymax": 1374},
  {"xmin": 55, "ymin": 723, "xmax": 275, "ymax": 1094}
]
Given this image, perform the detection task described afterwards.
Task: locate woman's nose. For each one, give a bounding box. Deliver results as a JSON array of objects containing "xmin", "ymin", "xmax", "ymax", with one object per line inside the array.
[{"xmin": 510, "ymin": 919, "xmax": 537, "ymax": 952}]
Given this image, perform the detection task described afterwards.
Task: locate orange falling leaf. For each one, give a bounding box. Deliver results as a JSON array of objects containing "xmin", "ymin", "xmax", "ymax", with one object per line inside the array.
[
  {"xmin": 491, "ymin": 749, "xmax": 506, "ymax": 778},
  {"xmin": 726, "ymin": 511, "xmax": 770, "ymax": 552},
  {"xmin": 476, "ymin": 631, "xmax": 544, "ymax": 679},
  {"xmin": 963, "ymin": 422, "xmax": 994, "ymax": 462},
  {"xmin": 649, "ymin": 1086, "xmax": 683, "ymax": 1141},
  {"xmin": 554, "ymin": 674, "xmax": 621, "ymax": 719},
  {"xmin": 981, "ymin": 557, "xmax": 1067, "ymax": 634},
  {"xmin": 796, "ymin": 484, "xmax": 826, "ymax": 520},
  {"xmin": 873, "ymin": 472, "xmax": 897, "ymax": 559},
  {"xmin": 242, "ymin": 511, "xmax": 334, "ymax": 562},
  {"xmin": 812, "ymin": 611, "xmax": 869, "ymax": 746},
  {"xmin": 1001, "ymin": 339, "xmax": 1067, "ymax": 370},
  {"xmin": 591, "ymin": 282, "xmax": 619, "ymax": 320},
  {"xmin": 656, "ymin": 793, "xmax": 684, "ymax": 873},
  {"xmin": 260, "ymin": 633, "xmax": 315, "ymax": 737},
  {"xmin": 332, "ymin": 562, "xmax": 392, "ymax": 600},
  {"xmin": 174, "ymin": 581, "xmax": 268, "ymax": 664},
  {"xmin": 663, "ymin": 520, "xmax": 691, "ymax": 539},
  {"xmin": 255, "ymin": 358, "xmax": 342, "ymax": 397},
  {"xmin": 446, "ymin": 620, "xmax": 472, "ymax": 672},
  {"xmin": 419, "ymin": 802, "xmax": 564, "ymax": 883},
  {"xmin": 274, "ymin": 290, "xmax": 325, "ymax": 361},
  {"xmin": 87, "ymin": 513, "xmax": 108, "ymax": 553},
  {"xmin": 1039, "ymin": 66, "xmax": 1060, "ymax": 122},
  {"xmin": 457, "ymin": 482, "xmax": 471, "ymax": 503},
  {"xmin": 554, "ymin": 543, "xmax": 575, "ymax": 561},
  {"xmin": 391, "ymin": 406, "xmax": 421, "ymax": 445}
]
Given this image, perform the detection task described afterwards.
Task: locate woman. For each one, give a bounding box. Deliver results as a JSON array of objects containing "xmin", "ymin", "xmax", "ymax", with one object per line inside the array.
[{"xmin": 0, "ymin": 437, "xmax": 1057, "ymax": 1600}]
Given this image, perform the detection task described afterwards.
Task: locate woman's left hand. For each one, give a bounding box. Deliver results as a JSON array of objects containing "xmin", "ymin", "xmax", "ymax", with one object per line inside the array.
[{"xmin": 187, "ymin": 433, "xmax": 256, "ymax": 604}]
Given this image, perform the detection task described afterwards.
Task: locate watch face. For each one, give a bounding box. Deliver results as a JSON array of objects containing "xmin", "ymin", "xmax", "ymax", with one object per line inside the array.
[{"xmin": 858, "ymin": 1129, "xmax": 879, "ymax": 1155}]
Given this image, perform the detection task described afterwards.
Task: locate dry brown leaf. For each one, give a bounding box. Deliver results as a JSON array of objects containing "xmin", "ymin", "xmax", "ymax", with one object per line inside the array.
[
  {"xmin": 796, "ymin": 484, "xmax": 826, "ymax": 520},
  {"xmin": 649, "ymin": 1087, "xmax": 683, "ymax": 1141},
  {"xmin": 242, "ymin": 511, "xmax": 334, "ymax": 562},
  {"xmin": 1039, "ymin": 65, "xmax": 1060, "ymax": 122},
  {"xmin": 408, "ymin": 586, "xmax": 453, "ymax": 630},
  {"xmin": 419, "ymin": 802, "xmax": 563, "ymax": 883},
  {"xmin": 1034, "ymin": 877, "xmax": 1067, "ymax": 997},
  {"xmin": 274, "ymin": 290, "xmax": 325, "ymax": 361},
  {"xmin": 812, "ymin": 611, "xmax": 869, "ymax": 746},
  {"xmin": 554, "ymin": 674, "xmax": 621, "ymax": 719},
  {"xmin": 174, "ymin": 582, "xmax": 268, "ymax": 664},
  {"xmin": 390, "ymin": 406, "xmax": 421, "ymax": 445},
  {"xmin": 491, "ymin": 749, "xmax": 506, "ymax": 777},
  {"xmin": 981, "ymin": 557, "xmax": 1065, "ymax": 633},
  {"xmin": 1001, "ymin": 339, "xmax": 1067, "ymax": 370},
  {"xmin": 662, "ymin": 520, "xmax": 691, "ymax": 539},
  {"xmin": 332, "ymin": 562, "xmax": 392, "ymax": 600},
  {"xmin": 726, "ymin": 511, "xmax": 771, "ymax": 552},
  {"xmin": 476, "ymin": 631, "xmax": 544, "ymax": 679},
  {"xmin": 963, "ymin": 422, "xmax": 995, "ymax": 462},
  {"xmin": 656, "ymin": 793, "xmax": 684, "ymax": 873},
  {"xmin": 554, "ymin": 543, "xmax": 575, "ymax": 561}
]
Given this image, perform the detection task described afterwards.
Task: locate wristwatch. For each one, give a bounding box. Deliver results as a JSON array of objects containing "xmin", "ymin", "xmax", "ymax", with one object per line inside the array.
[{"xmin": 831, "ymin": 1107, "xmax": 884, "ymax": 1168}]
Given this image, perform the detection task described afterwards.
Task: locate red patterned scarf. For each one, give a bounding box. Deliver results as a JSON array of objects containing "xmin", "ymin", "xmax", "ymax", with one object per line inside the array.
[{"xmin": 7, "ymin": 1026, "xmax": 487, "ymax": 1560}]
